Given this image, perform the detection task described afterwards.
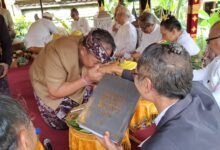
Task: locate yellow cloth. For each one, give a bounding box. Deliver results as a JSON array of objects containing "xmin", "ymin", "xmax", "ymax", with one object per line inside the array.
[
  {"xmin": 52, "ymin": 33, "xmax": 62, "ymax": 40},
  {"xmin": 69, "ymin": 127, "xmax": 130, "ymax": 150},
  {"xmin": 36, "ymin": 141, "xmax": 44, "ymax": 150},
  {"xmin": 68, "ymin": 98, "xmax": 157, "ymax": 150},
  {"xmin": 119, "ymin": 60, "xmax": 137, "ymax": 70},
  {"xmin": 130, "ymin": 98, "xmax": 158, "ymax": 128},
  {"xmin": 71, "ymin": 30, "xmax": 83, "ymax": 36}
]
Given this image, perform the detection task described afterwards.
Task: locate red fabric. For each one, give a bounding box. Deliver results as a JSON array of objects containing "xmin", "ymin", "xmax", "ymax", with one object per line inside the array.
[
  {"xmin": 130, "ymin": 124, "xmax": 156, "ymax": 150},
  {"xmin": 7, "ymin": 64, "xmax": 68, "ymax": 150},
  {"xmin": 130, "ymin": 123, "xmax": 156, "ymax": 142}
]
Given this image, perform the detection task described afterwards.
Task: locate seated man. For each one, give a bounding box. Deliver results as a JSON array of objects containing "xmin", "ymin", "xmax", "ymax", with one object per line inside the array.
[
  {"xmin": 71, "ymin": 7, "xmax": 90, "ymax": 35},
  {"xmin": 99, "ymin": 43, "xmax": 220, "ymax": 150},
  {"xmin": 111, "ymin": 4, "xmax": 136, "ymax": 33},
  {"xmin": 0, "ymin": 95, "xmax": 37, "ymax": 149},
  {"xmin": 112, "ymin": 6, "xmax": 137, "ymax": 59},
  {"xmin": 24, "ymin": 12, "xmax": 58, "ymax": 54},
  {"xmin": 29, "ymin": 29, "xmax": 116, "ymax": 130},
  {"xmin": 131, "ymin": 12, "xmax": 162, "ymax": 61},
  {"xmin": 193, "ymin": 21, "xmax": 220, "ymax": 107}
]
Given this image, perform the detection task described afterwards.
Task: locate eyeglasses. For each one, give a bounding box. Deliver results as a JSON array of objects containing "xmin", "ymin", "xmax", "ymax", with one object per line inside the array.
[{"xmin": 206, "ymin": 35, "xmax": 220, "ymax": 44}]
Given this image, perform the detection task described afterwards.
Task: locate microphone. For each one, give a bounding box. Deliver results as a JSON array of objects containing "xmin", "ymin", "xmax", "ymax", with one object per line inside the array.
[{"xmin": 43, "ymin": 138, "xmax": 53, "ymax": 150}]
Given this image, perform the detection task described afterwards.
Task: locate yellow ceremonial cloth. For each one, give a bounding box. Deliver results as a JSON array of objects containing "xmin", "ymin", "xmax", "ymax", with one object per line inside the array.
[
  {"xmin": 69, "ymin": 127, "xmax": 131, "ymax": 150},
  {"xmin": 71, "ymin": 30, "xmax": 83, "ymax": 36},
  {"xmin": 52, "ymin": 33, "xmax": 62, "ymax": 40},
  {"xmin": 130, "ymin": 98, "xmax": 158, "ymax": 128},
  {"xmin": 36, "ymin": 141, "xmax": 44, "ymax": 150},
  {"xmin": 119, "ymin": 60, "xmax": 137, "ymax": 70}
]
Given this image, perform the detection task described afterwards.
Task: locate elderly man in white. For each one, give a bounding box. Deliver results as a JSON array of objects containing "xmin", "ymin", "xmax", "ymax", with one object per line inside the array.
[
  {"xmin": 24, "ymin": 12, "xmax": 58, "ymax": 52},
  {"xmin": 131, "ymin": 12, "xmax": 162, "ymax": 61},
  {"xmin": 71, "ymin": 7, "xmax": 89, "ymax": 35},
  {"xmin": 112, "ymin": 6, "xmax": 137, "ymax": 59},
  {"xmin": 193, "ymin": 21, "xmax": 220, "ymax": 108}
]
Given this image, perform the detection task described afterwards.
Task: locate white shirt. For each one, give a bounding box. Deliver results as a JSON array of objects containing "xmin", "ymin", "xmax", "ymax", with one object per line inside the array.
[
  {"xmin": 177, "ymin": 31, "xmax": 200, "ymax": 56},
  {"xmin": 113, "ymin": 21, "xmax": 137, "ymax": 58},
  {"xmin": 154, "ymin": 103, "xmax": 176, "ymax": 125},
  {"xmin": 71, "ymin": 17, "xmax": 89, "ymax": 35},
  {"xmin": 24, "ymin": 18, "xmax": 58, "ymax": 48},
  {"xmin": 193, "ymin": 55, "xmax": 220, "ymax": 107},
  {"xmin": 136, "ymin": 24, "xmax": 162, "ymax": 54}
]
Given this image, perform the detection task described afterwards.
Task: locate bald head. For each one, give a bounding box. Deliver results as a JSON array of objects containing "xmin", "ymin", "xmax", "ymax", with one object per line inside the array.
[
  {"xmin": 208, "ymin": 21, "xmax": 220, "ymax": 55},
  {"xmin": 210, "ymin": 21, "xmax": 220, "ymax": 37}
]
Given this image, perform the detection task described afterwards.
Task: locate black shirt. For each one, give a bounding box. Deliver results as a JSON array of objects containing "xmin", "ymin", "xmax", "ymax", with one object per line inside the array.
[{"xmin": 0, "ymin": 15, "xmax": 12, "ymax": 65}]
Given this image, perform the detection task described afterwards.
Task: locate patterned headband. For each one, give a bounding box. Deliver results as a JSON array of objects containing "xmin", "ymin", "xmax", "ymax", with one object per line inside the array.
[{"xmin": 84, "ymin": 30, "xmax": 111, "ymax": 63}]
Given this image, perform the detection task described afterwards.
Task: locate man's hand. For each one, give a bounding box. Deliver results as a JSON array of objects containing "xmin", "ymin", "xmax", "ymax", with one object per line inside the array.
[
  {"xmin": 131, "ymin": 52, "xmax": 141, "ymax": 61},
  {"xmin": 99, "ymin": 62, "xmax": 120, "ymax": 75},
  {"xmin": 112, "ymin": 24, "xmax": 119, "ymax": 32},
  {"xmin": 97, "ymin": 131, "xmax": 123, "ymax": 150},
  {"xmin": 0, "ymin": 63, "xmax": 9, "ymax": 78},
  {"xmin": 85, "ymin": 65, "xmax": 104, "ymax": 83}
]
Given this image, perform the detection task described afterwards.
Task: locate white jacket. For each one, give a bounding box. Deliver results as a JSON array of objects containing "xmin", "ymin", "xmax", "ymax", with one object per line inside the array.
[{"xmin": 193, "ymin": 55, "xmax": 220, "ymax": 107}]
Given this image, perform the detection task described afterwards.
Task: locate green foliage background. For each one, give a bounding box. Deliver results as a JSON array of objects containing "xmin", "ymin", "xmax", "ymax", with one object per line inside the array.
[{"xmin": 14, "ymin": 16, "xmax": 31, "ymax": 40}]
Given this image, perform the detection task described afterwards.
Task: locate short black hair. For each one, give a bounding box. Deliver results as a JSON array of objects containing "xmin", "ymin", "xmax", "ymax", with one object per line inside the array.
[
  {"xmin": 138, "ymin": 12, "xmax": 157, "ymax": 27},
  {"xmin": 0, "ymin": 95, "xmax": 30, "ymax": 150},
  {"xmin": 160, "ymin": 15, "xmax": 182, "ymax": 31},
  {"xmin": 82, "ymin": 28, "xmax": 116, "ymax": 54},
  {"xmin": 71, "ymin": 7, "xmax": 79, "ymax": 16},
  {"xmin": 137, "ymin": 43, "xmax": 192, "ymax": 99}
]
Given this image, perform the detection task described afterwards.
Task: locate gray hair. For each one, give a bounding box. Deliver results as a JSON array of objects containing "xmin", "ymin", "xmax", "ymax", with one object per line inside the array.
[
  {"xmin": 118, "ymin": 5, "xmax": 131, "ymax": 18},
  {"xmin": 138, "ymin": 12, "xmax": 157, "ymax": 27},
  {"xmin": 0, "ymin": 95, "xmax": 31, "ymax": 149},
  {"xmin": 137, "ymin": 43, "xmax": 193, "ymax": 99}
]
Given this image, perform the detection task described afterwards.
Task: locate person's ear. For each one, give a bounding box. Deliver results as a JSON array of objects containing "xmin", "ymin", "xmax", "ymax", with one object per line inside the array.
[
  {"xmin": 17, "ymin": 128, "xmax": 28, "ymax": 150},
  {"xmin": 142, "ymin": 77, "xmax": 153, "ymax": 95},
  {"xmin": 172, "ymin": 28, "xmax": 178, "ymax": 35},
  {"xmin": 79, "ymin": 46, "xmax": 87, "ymax": 57}
]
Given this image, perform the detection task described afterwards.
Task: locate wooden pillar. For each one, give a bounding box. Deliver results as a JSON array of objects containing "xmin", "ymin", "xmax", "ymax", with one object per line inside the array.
[
  {"xmin": 187, "ymin": 0, "xmax": 200, "ymax": 39},
  {"xmin": 1, "ymin": 0, "xmax": 6, "ymax": 8},
  {"xmin": 97, "ymin": 0, "xmax": 104, "ymax": 7},
  {"xmin": 119, "ymin": 0, "xmax": 124, "ymax": 5},
  {"xmin": 39, "ymin": 0, "xmax": 44, "ymax": 17},
  {"xmin": 139, "ymin": 0, "xmax": 151, "ymax": 13}
]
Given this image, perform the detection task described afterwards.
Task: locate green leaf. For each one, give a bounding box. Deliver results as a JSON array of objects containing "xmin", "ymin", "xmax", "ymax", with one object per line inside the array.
[
  {"xmin": 198, "ymin": 10, "xmax": 210, "ymax": 20},
  {"xmin": 209, "ymin": 12, "xmax": 220, "ymax": 26},
  {"xmin": 199, "ymin": 20, "xmax": 209, "ymax": 27}
]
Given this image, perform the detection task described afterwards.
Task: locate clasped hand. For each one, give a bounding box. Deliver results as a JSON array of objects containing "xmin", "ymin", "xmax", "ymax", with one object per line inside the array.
[
  {"xmin": 85, "ymin": 65, "xmax": 105, "ymax": 83},
  {"xmin": 0, "ymin": 63, "xmax": 9, "ymax": 78}
]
